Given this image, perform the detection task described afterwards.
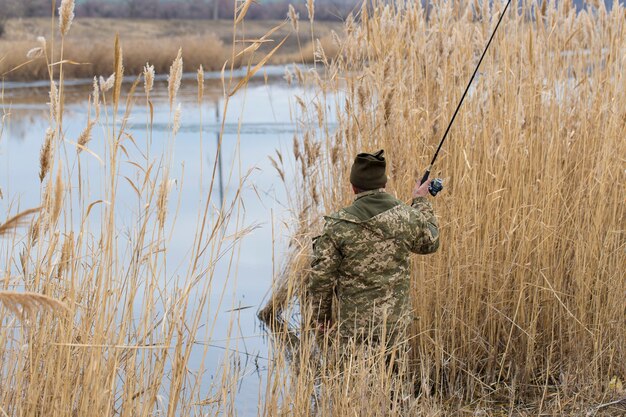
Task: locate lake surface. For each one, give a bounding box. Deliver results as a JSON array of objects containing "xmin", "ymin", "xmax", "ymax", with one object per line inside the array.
[{"xmin": 0, "ymin": 65, "xmax": 332, "ymax": 415}]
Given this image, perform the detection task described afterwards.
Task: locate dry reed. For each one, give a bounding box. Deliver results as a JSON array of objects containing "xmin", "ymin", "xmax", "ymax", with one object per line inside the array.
[
  {"xmin": 0, "ymin": 291, "xmax": 69, "ymax": 317},
  {"xmin": 0, "ymin": 18, "xmax": 342, "ymax": 82},
  {"xmin": 3, "ymin": 0, "xmax": 623, "ymax": 414},
  {"xmin": 0, "ymin": 208, "xmax": 40, "ymax": 237},
  {"xmin": 39, "ymin": 128, "xmax": 54, "ymax": 182},
  {"xmin": 58, "ymin": 0, "xmax": 75, "ymax": 37},
  {"xmin": 76, "ymin": 120, "xmax": 95, "ymax": 152},
  {"xmin": 143, "ymin": 63, "xmax": 155, "ymax": 96},
  {"xmin": 197, "ymin": 65, "xmax": 204, "ymax": 103},
  {"xmin": 99, "ymin": 73, "xmax": 115, "ymax": 92},
  {"xmin": 0, "ymin": 35, "xmax": 230, "ymax": 82},
  {"xmin": 168, "ymin": 48, "xmax": 183, "ymax": 108},
  {"xmin": 0, "ymin": 6, "xmax": 273, "ymax": 416},
  {"xmin": 50, "ymin": 164, "xmax": 63, "ymax": 224},
  {"xmin": 262, "ymin": 0, "xmax": 626, "ymax": 414}
]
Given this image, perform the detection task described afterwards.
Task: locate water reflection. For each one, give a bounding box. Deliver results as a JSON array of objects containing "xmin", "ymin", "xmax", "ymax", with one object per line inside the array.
[
  {"xmin": 0, "ymin": 66, "xmax": 324, "ymax": 415},
  {"xmin": 215, "ymin": 101, "xmax": 225, "ymax": 205}
]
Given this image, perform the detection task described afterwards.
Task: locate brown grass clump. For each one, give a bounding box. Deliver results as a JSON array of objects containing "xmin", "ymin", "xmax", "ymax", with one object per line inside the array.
[
  {"xmin": 0, "ymin": 34, "xmax": 230, "ymax": 81},
  {"xmin": 0, "ymin": 7, "xmax": 276, "ymax": 417},
  {"xmin": 0, "ymin": 18, "xmax": 343, "ymax": 81},
  {"xmin": 263, "ymin": 0, "xmax": 626, "ymax": 413},
  {"xmin": 3, "ymin": 0, "xmax": 623, "ymax": 414}
]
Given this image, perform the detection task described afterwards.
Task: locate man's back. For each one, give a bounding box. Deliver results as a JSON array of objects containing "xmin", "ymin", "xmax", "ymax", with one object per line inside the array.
[{"xmin": 308, "ymin": 189, "xmax": 439, "ymax": 341}]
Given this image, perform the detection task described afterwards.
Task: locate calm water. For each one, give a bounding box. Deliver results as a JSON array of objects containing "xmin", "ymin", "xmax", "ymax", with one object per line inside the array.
[{"xmin": 0, "ymin": 66, "xmax": 332, "ymax": 415}]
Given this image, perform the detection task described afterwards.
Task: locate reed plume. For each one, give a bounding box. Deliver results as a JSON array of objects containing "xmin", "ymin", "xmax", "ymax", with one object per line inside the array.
[
  {"xmin": 144, "ymin": 63, "xmax": 155, "ymax": 96},
  {"xmin": 26, "ymin": 35, "xmax": 46, "ymax": 59},
  {"xmin": 0, "ymin": 208, "xmax": 40, "ymax": 237},
  {"xmin": 307, "ymin": 0, "xmax": 315, "ymax": 21},
  {"xmin": 51, "ymin": 164, "xmax": 64, "ymax": 224},
  {"xmin": 197, "ymin": 65, "xmax": 204, "ymax": 103},
  {"xmin": 76, "ymin": 121, "xmax": 95, "ymax": 152},
  {"xmin": 58, "ymin": 0, "xmax": 75, "ymax": 36},
  {"xmin": 173, "ymin": 104, "xmax": 182, "ymax": 135},
  {"xmin": 92, "ymin": 77, "xmax": 100, "ymax": 118},
  {"xmin": 48, "ymin": 82, "xmax": 59, "ymax": 122},
  {"xmin": 39, "ymin": 128, "xmax": 54, "ymax": 182},
  {"xmin": 112, "ymin": 35, "xmax": 124, "ymax": 112},
  {"xmin": 0, "ymin": 291, "xmax": 69, "ymax": 317},
  {"xmin": 288, "ymin": 5, "xmax": 299, "ymax": 32},
  {"xmin": 26, "ymin": 47, "xmax": 44, "ymax": 59},
  {"xmin": 168, "ymin": 48, "xmax": 183, "ymax": 108},
  {"xmin": 57, "ymin": 231, "xmax": 74, "ymax": 278},
  {"xmin": 99, "ymin": 74, "xmax": 115, "ymax": 92}
]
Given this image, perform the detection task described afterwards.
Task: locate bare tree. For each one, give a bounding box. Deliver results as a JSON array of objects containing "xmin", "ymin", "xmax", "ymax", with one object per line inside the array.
[
  {"xmin": 0, "ymin": 0, "xmax": 22, "ymax": 37},
  {"xmin": 21, "ymin": 0, "xmax": 51, "ymax": 17},
  {"xmin": 125, "ymin": 0, "xmax": 161, "ymax": 19},
  {"xmin": 127, "ymin": 0, "xmax": 141, "ymax": 18},
  {"xmin": 213, "ymin": 0, "xmax": 219, "ymax": 20},
  {"xmin": 69, "ymin": 0, "xmax": 357, "ymax": 21}
]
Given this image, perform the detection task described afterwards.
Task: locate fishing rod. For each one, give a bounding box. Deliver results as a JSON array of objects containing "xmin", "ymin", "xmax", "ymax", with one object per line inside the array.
[{"xmin": 421, "ymin": 0, "xmax": 513, "ymax": 196}]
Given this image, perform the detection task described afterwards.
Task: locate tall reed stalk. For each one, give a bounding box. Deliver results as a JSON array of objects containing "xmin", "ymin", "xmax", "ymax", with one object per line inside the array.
[
  {"xmin": 263, "ymin": 0, "xmax": 625, "ymax": 414},
  {"xmin": 0, "ymin": 4, "xmax": 279, "ymax": 416},
  {"xmin": 2, "ymin": 0, "xmax": 624, "ymax": 414}
]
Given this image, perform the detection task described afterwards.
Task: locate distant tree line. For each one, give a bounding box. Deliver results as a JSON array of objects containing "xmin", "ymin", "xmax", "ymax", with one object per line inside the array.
[{"xmin": 0, "ymin": 0, "xmax": 360, "ymax": 24}]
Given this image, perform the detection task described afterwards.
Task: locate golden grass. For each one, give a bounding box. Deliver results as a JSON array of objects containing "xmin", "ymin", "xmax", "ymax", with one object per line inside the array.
[
  {"xmin": 0, "ymin": 17, "xmax": 343, "ymax": 81},
  {"xmin": 1, "ymin": 1, "xmax": 624, "ymax": 415},
  {"xmin": 58, "ymin": 0, "xmax": 75, "ymax": 37},
  {"xmin": 0, "ymin": 8, "xmax": 266, "ymax": 416},
  {"xmin": 0, "ymin": 34, "xmax": 230, "ymax": 81},
  {"xmin": 0, "ymin": 291, "xmax": 69, "ymax": 317},
  {"xmin": 262, "ymin": 0, "xmax": 626, "ymax": 414},
  {"xmin": 0, "ymin": 208, "xmax": 40, "ymax": 237}
]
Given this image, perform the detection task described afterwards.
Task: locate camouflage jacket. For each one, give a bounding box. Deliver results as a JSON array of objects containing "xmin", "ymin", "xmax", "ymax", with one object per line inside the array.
[{"xmin": 307, "ymin": 189, "xmax": 439, "ymax": 341}]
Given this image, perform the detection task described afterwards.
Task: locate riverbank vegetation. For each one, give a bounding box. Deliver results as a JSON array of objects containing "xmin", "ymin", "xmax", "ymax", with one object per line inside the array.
[
  {"xmin": 0, "ymin": 0, "xmax": 270, "ymax": 413},
  {"xmin": 263, "ymin": 0, "xmax": 626, "ymax": 414},
  {"xmin": 0, "ymin": 17, "xmax": 341, "ymax": 81},
  {"xmin": 0, "ymin": 0, "xmax": 359, "ymax": 22},
  {"xmin": 1, "ymin": 0, "xmax": 624, "ymax": 415}
]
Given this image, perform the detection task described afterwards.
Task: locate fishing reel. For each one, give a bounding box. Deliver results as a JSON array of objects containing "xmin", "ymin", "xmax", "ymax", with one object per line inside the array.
[
  {"xmin": 419, "ymin": 171, "xmax": 444, "ymax": 197},
  {"xmin": 428, "ymin": 178, "xmax": 444, "ymax": 196}
]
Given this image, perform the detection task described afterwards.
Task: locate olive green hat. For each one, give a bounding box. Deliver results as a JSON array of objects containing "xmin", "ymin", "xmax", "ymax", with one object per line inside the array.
[{"xmin": 349, "ymin": 149, "xmax": 387, "ymax": 190}]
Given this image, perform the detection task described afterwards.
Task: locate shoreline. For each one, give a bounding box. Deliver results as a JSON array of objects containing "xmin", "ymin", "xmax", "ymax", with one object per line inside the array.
[
  {"xmin": 0, "ymin": 18, "xmax": 341, "ymax": 82},
  {"xmin": 0, "ymin": 64, "xmax": 295, "ymax": 90}
]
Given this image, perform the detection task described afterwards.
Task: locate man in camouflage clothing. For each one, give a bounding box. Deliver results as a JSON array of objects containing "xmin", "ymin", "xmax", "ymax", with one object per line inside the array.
[{"xmin": 306, "ymin": 150, "xmax": 439, "ymax": 345}]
